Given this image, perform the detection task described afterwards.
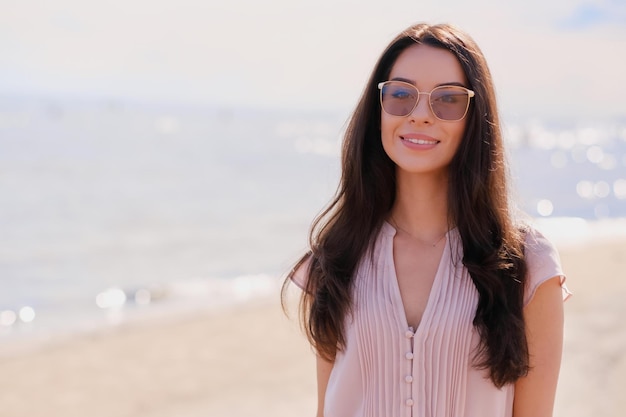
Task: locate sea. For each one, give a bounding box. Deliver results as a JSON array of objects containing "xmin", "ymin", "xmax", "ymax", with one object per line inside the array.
[{"xmin": 1, "ymin": 94, "xmax": 625, "ymax": 348}]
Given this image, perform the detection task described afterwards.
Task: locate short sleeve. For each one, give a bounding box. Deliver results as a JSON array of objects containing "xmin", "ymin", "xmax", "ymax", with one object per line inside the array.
[
  {"xmin": 290, "ymin": 256, "xmax": 312, "ymax": 291},
  {"xmin": 524, "ymin": 227, "xmax": 572, "ymax": 306}
]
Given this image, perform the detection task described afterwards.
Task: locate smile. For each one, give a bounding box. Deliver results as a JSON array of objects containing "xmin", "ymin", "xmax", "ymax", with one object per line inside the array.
[{"xmin": 401, "ymin": 137, "xmax": 439, "ymax": 145}]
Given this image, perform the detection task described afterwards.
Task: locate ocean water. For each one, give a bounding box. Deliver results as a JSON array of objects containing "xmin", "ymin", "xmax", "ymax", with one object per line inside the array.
[{"xmin": 1, "ymin": 95, "xmax": 625, "ymax": 344}]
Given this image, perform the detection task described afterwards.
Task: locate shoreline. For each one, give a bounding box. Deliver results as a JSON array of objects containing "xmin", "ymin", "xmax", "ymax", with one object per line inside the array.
[
  {"xmin": 0, "ymin": 227, "xmax": 624, "ymax": 416},
  {"xmin": 1, "ymin": 216, "xmax": 623, "ymax": 346}
]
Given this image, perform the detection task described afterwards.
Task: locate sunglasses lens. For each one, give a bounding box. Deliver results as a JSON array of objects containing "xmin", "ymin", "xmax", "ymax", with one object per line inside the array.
[
  {"xmin": 380, "ymin": 82, "xmax": 472, "ymax": 121},
  {"xmin": 380, "ymin": 82, "xmax": 418, "ymax": 117},
  {"xmin": 430, "ymin": 87, "xmax": 471, "ymax": 121}
]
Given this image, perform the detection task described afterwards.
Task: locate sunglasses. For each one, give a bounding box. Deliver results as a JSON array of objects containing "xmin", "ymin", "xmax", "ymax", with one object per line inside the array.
[{"xmin": 378, "ymin": 81, "xmax": 475, "ymax": 121}]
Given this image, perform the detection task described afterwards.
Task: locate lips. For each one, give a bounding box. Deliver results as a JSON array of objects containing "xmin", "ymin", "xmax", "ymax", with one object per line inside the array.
[
  {"xmin": 402, "ymin": 137, "xmax": 439, "ymax": 145},
  {"xmin": 400, "ymin": 134, "xmax": 440, "ymax": 145}
]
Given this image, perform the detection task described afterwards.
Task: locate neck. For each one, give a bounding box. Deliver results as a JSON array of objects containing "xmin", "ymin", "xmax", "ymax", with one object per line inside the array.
[{"xmin": 390, "ymin": 171, "xmax": 450, "ymax": 242}]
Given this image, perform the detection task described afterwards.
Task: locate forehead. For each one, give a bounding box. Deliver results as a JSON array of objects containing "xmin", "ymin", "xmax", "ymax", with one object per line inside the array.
[{"xmin": 388, "ymin": 44, "xmax": 467, "ymax": 87}]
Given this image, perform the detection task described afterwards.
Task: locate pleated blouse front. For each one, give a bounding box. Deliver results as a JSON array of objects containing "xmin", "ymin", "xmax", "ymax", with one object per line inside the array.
[{"xmin": 313, "ymin": 222, "xmax": 567, "ymax": 417}]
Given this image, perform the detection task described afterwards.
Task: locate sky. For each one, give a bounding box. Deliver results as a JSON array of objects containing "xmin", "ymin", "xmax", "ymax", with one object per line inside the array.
[{"xmin": 1, "ymin": 0, "xmax": 625, "ymax": 121}]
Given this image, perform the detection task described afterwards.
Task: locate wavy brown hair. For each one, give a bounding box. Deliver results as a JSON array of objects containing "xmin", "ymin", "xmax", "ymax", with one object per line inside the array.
[{"xmin": 282, "ymin": 23, "xmax": 528, "ymax": 388}]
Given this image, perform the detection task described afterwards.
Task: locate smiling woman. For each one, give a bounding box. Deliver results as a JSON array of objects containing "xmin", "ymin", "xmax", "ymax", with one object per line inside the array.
[
  {"xmin": 379, "ymin": 45, "xmax": 470, "ymax": 178},
  {"xmin": 283, "ymin": 22, "xmax": 570, "ymax": 417}
]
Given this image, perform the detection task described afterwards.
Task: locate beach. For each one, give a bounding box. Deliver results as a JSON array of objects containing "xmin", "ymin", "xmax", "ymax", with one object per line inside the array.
[
  {"xmin": 1, "ymin": 4, "xmax": 626, "ymax": 415},
  {"xmin": 0, "ymin": 296, "xmax": 316, "ymax": 417},
  {"xmin": 0, "ymin": 235, "xmax": 625, "ymax": 417}
]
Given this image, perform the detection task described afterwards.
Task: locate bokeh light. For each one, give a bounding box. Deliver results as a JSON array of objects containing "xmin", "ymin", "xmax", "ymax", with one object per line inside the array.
[
  {"xmin": 18, "ymin": 306, "xmax": 36, "ymax": 323},
  {"xmin": 614, "ymin": 179, "xmax": 626, "ymax": 199},
  {"xmin": 0, "ymin": 310, "xmax": 17, "ymax": 327},
  {"xmin": 576, "ymin": 181, "xmax": 595, "ymax": 199},
  {"xmin": 586, "ymin": 146, "xmax": 604, "ymax": 164},
  {"xmin": 593, "ymin": 181, "xmax": 611, "ymax": 198},
  {"xmin": 134, "ymin": 289, "xmax": 152, "ymax": 306},
  {"xmin": 537, "ymin": 199, "xmax": 554, "ymax": 217},
  {"xmin": 96, "ymin": 288, "xmax": 127, "ymax": 309}
]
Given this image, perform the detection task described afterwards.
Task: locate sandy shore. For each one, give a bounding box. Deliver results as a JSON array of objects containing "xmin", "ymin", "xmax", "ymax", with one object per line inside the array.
[{"xmin": 0, "ymin": 237, "xmax": 624, "ymax": 417}]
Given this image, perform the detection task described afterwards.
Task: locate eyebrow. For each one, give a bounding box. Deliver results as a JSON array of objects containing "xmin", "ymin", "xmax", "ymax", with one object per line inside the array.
[{"xmin": 389, "ymin": 77, "xmax": 468, "ymax": 88}]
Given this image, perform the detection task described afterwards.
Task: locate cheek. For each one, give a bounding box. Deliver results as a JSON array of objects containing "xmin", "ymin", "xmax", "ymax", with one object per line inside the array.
[
  {"xmin": 450, "ymin": 121, "xmax": 467, "ymax": 147},
  {"xmin": 380, "ymin": 114, "xmax": 395, "ymax": 155},
  {"xmin": 380, "ymin": 111, "xmax": 397, "ymax": 138}
]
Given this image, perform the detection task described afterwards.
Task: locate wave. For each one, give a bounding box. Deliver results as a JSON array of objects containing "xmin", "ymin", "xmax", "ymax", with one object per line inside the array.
[
  {"xmin": 532, "ymin": 216, "xmax": 626, "ymax": 248},
  {"xmin": 0, "ymin": 273, "xmax": 283, "ymax": 353}
]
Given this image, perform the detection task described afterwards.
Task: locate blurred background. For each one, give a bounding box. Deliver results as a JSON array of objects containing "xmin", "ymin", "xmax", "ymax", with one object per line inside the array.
[{"xmin": 0, "ymin": 0, "xmax": 625, "ymax": 415}]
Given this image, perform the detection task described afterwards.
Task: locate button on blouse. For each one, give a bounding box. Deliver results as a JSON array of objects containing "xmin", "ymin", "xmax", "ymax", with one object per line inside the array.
[{"xmin": 293, "ymin": 222, "xmax": 569, "ymax": 417}]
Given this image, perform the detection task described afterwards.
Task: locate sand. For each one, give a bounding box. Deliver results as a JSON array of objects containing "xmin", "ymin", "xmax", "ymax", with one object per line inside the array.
[{"xmin": 0, "ymin": 237, "xmax": 624, "ymax": 417}]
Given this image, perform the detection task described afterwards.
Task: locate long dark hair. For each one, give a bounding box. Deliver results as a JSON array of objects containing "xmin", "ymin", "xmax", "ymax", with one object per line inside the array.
[{"xmin": 282, "ymin": 23, "xmax": 528, "ymax": 388}]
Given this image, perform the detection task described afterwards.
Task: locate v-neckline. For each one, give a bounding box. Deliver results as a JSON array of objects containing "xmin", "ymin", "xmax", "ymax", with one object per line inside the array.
[{"xmin": 385, "ymin": 222, "xmax": 450, "ymax": 335}]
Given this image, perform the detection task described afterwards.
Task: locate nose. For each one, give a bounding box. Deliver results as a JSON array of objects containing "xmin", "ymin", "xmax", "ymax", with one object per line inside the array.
[{"xmin": 408, "ymin": 92, "xmax": 434, "ymax": 123}]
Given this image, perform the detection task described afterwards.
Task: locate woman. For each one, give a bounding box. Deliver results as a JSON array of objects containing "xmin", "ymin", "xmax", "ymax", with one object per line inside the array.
[{"xmin": 283, "ymin": 23, "xmax": 570, "ymax": 417}]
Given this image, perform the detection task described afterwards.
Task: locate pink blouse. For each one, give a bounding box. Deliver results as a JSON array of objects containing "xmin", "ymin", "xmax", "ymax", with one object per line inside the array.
[{"xmin": 294, "ymin": 222, "xmax": 570, "ymax": 417}]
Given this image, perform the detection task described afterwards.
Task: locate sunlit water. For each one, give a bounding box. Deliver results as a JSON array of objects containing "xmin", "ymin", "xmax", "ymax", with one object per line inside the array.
[{"xmin": 0, "ymin": 95, "xmax": 625, "ymax": 343}]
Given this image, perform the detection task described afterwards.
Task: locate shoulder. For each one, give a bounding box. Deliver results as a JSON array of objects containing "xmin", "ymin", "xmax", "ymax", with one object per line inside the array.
[
  {"xmin": 523, "ymin": 226, "xmax": 571, "ymax": 306},
  {"xmin": 523, "ymin": 226, "xmax": 561, "ymax": 273},
  {"xmin": 290, "ymin": 254, "xmax": 313, "ymax": 291}
]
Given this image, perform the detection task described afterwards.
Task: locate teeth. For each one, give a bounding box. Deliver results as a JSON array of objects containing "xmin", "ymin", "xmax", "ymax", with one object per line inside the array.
[{"xmin": 404, "ymin": 138, "xmax": 438, "ymax": 145}]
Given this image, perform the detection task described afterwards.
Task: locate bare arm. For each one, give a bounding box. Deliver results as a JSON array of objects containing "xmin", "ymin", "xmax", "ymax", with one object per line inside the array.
[
  {"xmin": 513, "ymin": 276, "xmax": 565, "ymax": 417},
  {"xmin": 316, "ymin": 355, "xmax": 333, "ymax": 417}
]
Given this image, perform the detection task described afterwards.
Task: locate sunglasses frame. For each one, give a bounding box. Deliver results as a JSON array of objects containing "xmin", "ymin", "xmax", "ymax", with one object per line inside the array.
[{"xmin": 378, "ymin": 81, "xmax": 475, "ymax": 121}]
